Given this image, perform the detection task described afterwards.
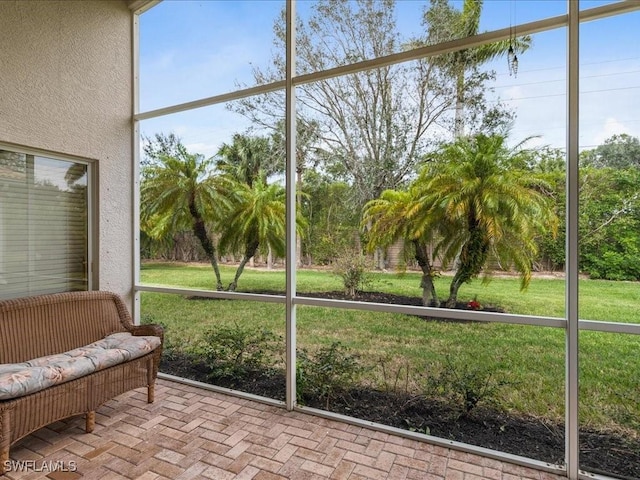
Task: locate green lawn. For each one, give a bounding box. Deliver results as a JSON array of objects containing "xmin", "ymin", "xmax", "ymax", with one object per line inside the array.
[
  {"xmin": 140, "ymin": 262, "xmax": 640, "ymax": 433},
  {"xmin": 140, "ymin": 261, "xmax": 640, "ymax": 322}
]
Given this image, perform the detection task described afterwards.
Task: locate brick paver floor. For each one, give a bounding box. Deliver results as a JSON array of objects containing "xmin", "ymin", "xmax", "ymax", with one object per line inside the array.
[{"xmin": 4, "ymin": 379, "xmax": 565, "ymax": 480}]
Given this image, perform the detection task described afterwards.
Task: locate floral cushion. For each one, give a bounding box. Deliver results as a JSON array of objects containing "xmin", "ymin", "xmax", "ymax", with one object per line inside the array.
[{"xmin": 0, "ymin": 332, "xmax": 161, "ymax": 401}]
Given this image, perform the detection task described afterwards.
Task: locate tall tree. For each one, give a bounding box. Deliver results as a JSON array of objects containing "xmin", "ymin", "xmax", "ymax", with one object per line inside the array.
[
  {"xmin": 422, "ymin": 0, "xmax": 530, "ymax": 137},
  {"xmin": 579, "ymin": 166, "xmax": 640, "ymax": 280},
  {"xmin": 233, "ymin": 0, "xmax": 522, "ymax": 275},
  {"xmin": 233, "ymin": 0, "xmax": 459, "ymax": 209},
  {"xmin": 581, "ymin": 134, "xmax": 640, "ymax": 169},
  {"xmin": 141, "ymin": 134, "xmax": 230, "ymax": 290},
  {"xmin": 527, "ymin": 147, "xmax": 566, "ymax": 271},
  {"xmin": 301, "ymin": 170, "xmax": 360, "ymax": 265}
]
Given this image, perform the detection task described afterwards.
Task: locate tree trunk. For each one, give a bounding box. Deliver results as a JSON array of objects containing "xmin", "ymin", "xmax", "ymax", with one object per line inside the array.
[
  {"xmin": 227, "ymin": 255, "xmax": 251, "ymax": 292},
  {"xmin": 421, "ymin": 275, "xmax": 437, "ymax": 307},
  {"xmin": 445, "ymin": 222, "xmax": 489, "ymax": 308},
  {"xmin": 228, "ymin": 239, "xmax": 260, "ymax": 291},
  {"xmin": 454, "ymin": 70, "xmax": 465, "ymax": 138},
  {"xmin": 267, "ymin": 245, "xmax": 273, "ymax": 270},
  {"xmin": 445, "ymin": 269, "xmax": 465, "ymax": 308},
  {"xmin": 296, "ymin": 169, "xmax": 303, "ymax": 267},
  {"xmin": 413, "ymin": 240, "xmax": 439, "ymax": 307},
  {"xmin": 189, "ymin": 200, "xmax": 223, "ymax": 290}
]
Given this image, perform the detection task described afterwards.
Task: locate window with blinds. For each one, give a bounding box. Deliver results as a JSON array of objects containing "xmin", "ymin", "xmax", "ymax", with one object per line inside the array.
[{"xmin": 0, "ymin": 149, "xmax": 90, "ymax": 299}]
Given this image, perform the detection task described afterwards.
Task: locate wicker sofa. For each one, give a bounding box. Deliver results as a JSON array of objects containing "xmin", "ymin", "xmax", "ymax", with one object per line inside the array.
[{"xmin": 0, "ymin": 291, "xmax": 163, "ymax": 473}]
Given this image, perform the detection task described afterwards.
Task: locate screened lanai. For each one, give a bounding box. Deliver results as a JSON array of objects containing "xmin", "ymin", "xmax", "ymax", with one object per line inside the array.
[
  {"xmin": 134, "ymin": 2, "xmax": 640, "ymax": 478},
  {"xmin": 2, "ymin": 1, "xmax": 640, "ymax": 479}
]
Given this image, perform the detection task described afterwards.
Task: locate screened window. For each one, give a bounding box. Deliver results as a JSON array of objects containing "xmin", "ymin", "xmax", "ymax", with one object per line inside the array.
[{"xmin": 0, "ymin": 149, "xmax": 90, "ymax": 299}]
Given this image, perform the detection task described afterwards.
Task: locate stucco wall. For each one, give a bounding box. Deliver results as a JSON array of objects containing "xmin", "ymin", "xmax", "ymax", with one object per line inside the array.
[{"xmin": 0, "ymin": 1, "xmax": 133, "ymax": 304}]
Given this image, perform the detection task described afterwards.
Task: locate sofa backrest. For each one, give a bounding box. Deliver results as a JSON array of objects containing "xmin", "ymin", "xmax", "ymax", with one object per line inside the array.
[{"xmin": 0, "ymin": 291, "xmax": 132, "ymax": 364}]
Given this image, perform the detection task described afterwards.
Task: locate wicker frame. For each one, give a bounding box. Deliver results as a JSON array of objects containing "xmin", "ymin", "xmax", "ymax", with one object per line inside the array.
[{"xmin": 0, "ymin": 291, "xmax": 163, "ymax": 474}]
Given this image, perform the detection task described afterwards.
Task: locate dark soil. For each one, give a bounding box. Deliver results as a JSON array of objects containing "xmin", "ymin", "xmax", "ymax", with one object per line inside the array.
[{"xmin": 164, "ymin": 290, "xmax": 640, "ymax": 479}]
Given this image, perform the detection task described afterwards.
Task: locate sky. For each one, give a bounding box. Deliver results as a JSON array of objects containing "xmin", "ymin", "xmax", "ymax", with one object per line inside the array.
[{"xmin": 138, "ymin": 0, "xmax": 640, "ymax": 158}]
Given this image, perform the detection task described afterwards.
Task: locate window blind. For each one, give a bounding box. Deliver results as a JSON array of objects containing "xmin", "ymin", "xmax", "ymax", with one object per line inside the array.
[{"xmin": 0, "ymin": 151, "xmax": 89, "ymax": 299}]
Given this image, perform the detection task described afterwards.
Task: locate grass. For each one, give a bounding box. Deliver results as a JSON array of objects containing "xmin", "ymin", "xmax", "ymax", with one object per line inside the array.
[
  {"xmin": 140, "ymin": 261, "xmax": 640, "ymax": 433},
  {"xmin": 141, "ymin": 261, "xmax": 640, "ymax": 322}
]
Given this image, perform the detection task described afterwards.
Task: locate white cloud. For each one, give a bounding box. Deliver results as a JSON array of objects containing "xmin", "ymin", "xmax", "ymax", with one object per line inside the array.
[
  {"xmin": 591, "ymin": 118, "xmax": 631, "ymax": 146},
  {"xmin": 185, "ymin": 142, "xmax": 222, "ymax": 159}
]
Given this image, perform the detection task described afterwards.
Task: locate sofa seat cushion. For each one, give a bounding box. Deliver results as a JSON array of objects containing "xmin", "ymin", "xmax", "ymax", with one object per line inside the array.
[{"xmin": 0, "ymin": 332, "xmax": 161, "ymax": 401}]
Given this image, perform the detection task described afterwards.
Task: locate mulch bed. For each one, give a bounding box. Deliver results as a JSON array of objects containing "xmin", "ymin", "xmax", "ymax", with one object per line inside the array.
[{"xmin": 162, "ymin": 290, "xmax": 640, "ymax": 479}]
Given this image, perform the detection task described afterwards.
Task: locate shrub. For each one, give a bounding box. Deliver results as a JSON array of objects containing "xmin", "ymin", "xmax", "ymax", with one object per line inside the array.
[
  {"xmin": 332, "ymin": 250, "xmax": 373, "ymax": 298},
  {"xmin": 297, "ymin": 342, "xmax": 363, "ymax": 409},
  {"xmin": 201, "ymin": 323, "xmax": 282, "ymax": 381},
  {"xmin": 584, "ymin": 250, "xmax": 640, "ymax": 281},
  {"xmin": 426, "ymin": 356, "xmax": 508, "ymax": 415}
]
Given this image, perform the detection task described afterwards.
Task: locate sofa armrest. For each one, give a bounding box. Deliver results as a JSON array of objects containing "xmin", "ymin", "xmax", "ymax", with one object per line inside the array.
[{"xmin": 127, "ymin": 324, "xmax": 164, "ymax": 344}]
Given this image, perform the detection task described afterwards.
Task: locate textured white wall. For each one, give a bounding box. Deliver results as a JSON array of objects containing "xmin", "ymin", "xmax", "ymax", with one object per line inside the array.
[{"xmin": 0, "ymin": 1, "xmax": 133, "ymax": 304}]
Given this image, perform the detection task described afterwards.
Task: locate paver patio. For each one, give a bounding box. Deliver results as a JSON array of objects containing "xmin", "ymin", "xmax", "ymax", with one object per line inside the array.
[{"xmin": 4, "ymin": 379, "xmax": 565, "ymax": 480}]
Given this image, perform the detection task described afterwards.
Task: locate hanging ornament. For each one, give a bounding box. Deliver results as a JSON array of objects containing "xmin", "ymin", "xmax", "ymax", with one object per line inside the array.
[
  {"xmin": 508, "ymin": 1, "xmax": 519, "ymax": 77},
  {"xmin": 508, "ymin": 43, "xmax": 519, "ymax": 77}
]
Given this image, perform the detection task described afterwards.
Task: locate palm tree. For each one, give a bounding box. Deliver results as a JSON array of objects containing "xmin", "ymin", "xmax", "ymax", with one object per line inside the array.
[
  {"xmin": 363, "ymin": 188, "xmax": 443, "ymax": 306},
  {"xmin": 141, "ymin": 142, "xmax": 230, "ymax": 290},
  {"xmin": 423, "ymin": 0, "xmax": 531, "ymax": 137},
  {"xmin": 218, "ymin": 178, "xmax": 306, "ymax": 291},
  {"xmin": 217, "ymin": 133, "xmax": 283, "ymax": 269},
  {"xmin": 217, "ymin": 134, "xmax": 279, "ymax": 188},
  {"xmin": 423, "ymin": 133, "xmax": 558, "ymax": 307}
]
